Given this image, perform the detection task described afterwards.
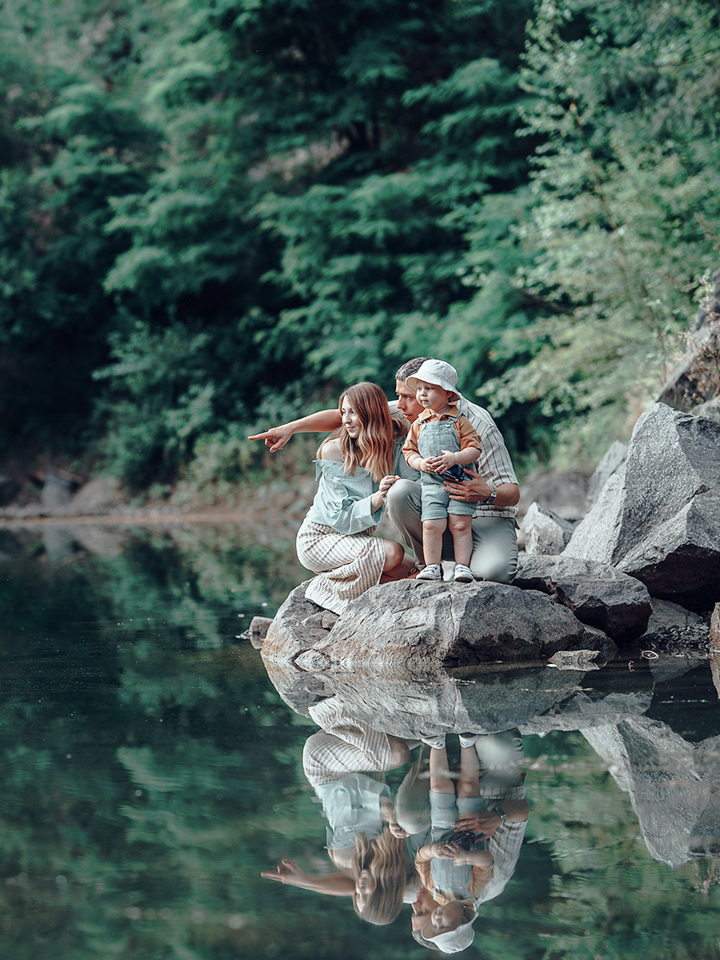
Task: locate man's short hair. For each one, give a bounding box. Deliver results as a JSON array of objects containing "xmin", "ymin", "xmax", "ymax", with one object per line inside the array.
[{"xmin": 395, "ymin": 357, "xmax": 431, "ymax": 383}]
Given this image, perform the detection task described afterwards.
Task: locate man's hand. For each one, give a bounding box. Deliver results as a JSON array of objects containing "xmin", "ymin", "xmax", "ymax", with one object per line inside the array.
[
  {"xmin": 247, "ymin": 425, "xmax": 294, "ymax": 452},
  {"xmin": 443, "ymin": 467, "xmax": 490, "ymax": 502},
  {"xmin": 261, "ymin": 859, "xmax": 305, "ymax": 883},
  {"xmin": 455, "ymin": 811, "xmax": 502, "ymax": 837}
]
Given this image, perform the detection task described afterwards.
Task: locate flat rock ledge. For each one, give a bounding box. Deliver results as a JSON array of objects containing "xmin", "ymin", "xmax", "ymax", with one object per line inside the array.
[
  {"xmin": 513, "ymin": 554, "xmax": 651, "ymax": 642},
  {"xmin": 261, "ymin": 578, "xmax": 617, "ymax": 675}
]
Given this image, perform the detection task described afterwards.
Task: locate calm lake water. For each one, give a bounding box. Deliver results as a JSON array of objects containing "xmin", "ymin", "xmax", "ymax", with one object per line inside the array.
[{"xmin": 0, "ymin": 522, "xmax": 718, "ymax": 960}]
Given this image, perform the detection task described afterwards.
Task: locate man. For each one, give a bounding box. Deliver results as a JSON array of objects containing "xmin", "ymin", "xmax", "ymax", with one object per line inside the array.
[{"xmin": 248, "ymin": 357, "xmax": 519, "ymax": 582}]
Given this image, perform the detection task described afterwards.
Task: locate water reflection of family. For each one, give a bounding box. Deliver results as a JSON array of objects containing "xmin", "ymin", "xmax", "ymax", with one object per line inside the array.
[
  {"xmin": 262, "ymin": 697, "xmax": 528, "ymax": 953},
  {"xmin": 250, "ymin": 356, "xmax": 520, "ymax": 607}
]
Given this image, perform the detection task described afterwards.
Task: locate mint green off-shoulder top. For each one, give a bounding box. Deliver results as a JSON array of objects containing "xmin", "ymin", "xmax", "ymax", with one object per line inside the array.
[{"xmin": 304, "ymin": 440, "xmax": 418, "ymax": 535}]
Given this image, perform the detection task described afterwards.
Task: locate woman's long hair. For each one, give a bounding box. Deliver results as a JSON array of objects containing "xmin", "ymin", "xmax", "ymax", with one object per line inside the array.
[
  {"xmin": 351, "ymin": 828, "xmax": 407, "ymax": 925},
  {"xmin": 338, "ymin": 382, "xmax": 402, "ymax": 482}
]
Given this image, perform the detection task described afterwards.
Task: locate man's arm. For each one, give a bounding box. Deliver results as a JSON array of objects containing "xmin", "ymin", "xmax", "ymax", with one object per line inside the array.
[
  {"xmin": 248, "ymin": 409, "xmax": 342, "ymax": 452},
  {"xmin": 444, "ymin": 470, "xmax": 520, "ymax": 506},
  {"xmin": 455, "ymin": 800, "xmax": 529, "ymax": 837}
]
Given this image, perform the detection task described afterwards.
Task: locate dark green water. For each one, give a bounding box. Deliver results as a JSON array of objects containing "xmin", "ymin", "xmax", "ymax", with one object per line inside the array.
[{"xmin": 0, "ymin": 524, "xmax": 718, "ymax": 960}]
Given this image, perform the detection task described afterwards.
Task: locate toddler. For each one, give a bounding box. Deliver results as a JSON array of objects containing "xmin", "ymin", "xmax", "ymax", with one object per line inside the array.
[
  {"xmin": 410, "ymin": 734, "xmax": 494, "ymax": 952},
  {"xmin": 402, "ymin": 360, "xmax": 481, "ymax": 582},
  {"xmin": 411, "ymin": 888, "xmax": 477, "ymax": 953}
]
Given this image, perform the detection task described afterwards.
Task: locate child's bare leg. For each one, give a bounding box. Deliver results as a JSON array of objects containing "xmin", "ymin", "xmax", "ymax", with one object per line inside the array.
[
  {"xmin": 457, "ymin": 745, "xmax": 481, "ymax": 799},
  {"xmin": 423, "ymin": 518, "xmax": 447, "ymax": 567},
  {"xmin": 448, "ymin": 515, "xmax": 472, "ymax": 567},
  {"xmin": 429, "ymin": 744, "xmax": 454, "ymax": 794}
]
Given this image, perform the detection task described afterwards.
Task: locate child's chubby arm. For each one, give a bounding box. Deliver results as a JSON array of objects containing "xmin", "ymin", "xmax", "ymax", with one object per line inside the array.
[
  {"xmin": 403, "ymin": 428, "xmax": 440, "ymax": 474},
  {"xmin": 404, "ymin": 451, "xmax": 440, "ymax": 474},
  {"xmin": 415, "ymin": 842, "xmax": 444, "ymax": 864},
  {"xmin": 431, "ymin": 445, "xmax": 481, "ymax": 472},
  {"xmin": 438, "ymin": 844, "xmax": 494, "ymax": 867}
]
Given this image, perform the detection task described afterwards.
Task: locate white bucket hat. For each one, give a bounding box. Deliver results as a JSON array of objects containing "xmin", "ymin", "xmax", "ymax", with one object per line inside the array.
[
  {"xmin": 419, "ymin": 919, "xmax": 475, "ymax": 954},
  {"xmin": 406, "ymin": 359, "xmax": 462, "ymax": 399}
]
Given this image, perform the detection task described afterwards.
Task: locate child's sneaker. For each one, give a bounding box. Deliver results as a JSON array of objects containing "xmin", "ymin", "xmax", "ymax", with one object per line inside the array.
[
  {"xmin": 459, "ymin": 733, "xmax": 481, "ymax": 749},
  {"xmin": 416, "ymin": 563, "xmax": 442, "ymax": 581},
  {"xmin": 454, "ymin": 564, "xmax": 474, "ymax": 582},
  {"xmin": 420, "ymin": 734, "xmax": 447, "ymax": 750}
]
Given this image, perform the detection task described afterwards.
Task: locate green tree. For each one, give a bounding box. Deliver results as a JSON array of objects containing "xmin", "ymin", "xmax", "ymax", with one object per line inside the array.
[{"xmin": 481, "ymin": 0, "xmax": 720, "ymax": 462}]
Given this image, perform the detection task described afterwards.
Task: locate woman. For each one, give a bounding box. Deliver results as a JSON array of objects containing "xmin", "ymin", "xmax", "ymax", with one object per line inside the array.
[
  {"xmin": 261, "ymin": 827, "xmax": 413, "ymax": 926},
  {"xmin": 296, "ymin": 381, "xmax": 416, "ymax": 613}
]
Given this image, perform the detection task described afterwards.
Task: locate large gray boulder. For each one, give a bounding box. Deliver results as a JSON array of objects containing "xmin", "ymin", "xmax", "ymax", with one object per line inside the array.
[
  {"xmin": 586, "ymin": 440, "xmax": 627, "ymax": 509},
  {"xmin": 523, "ymin": 502, "xmax": 577, "ymax": 555},
  {"xmin": 513, "ymin": 554, "xmax": 651, "ymax": 643},
  {"xmin": 563, "ymin": 403, "xmax": 720, "ymax": 611},
  {"xmin": 262, "ymin": 579, "xmax": 616, "ymax": 675},
  {"xmin": 41, "ymin": 470, "xmax": 77, "ymax": 511}
]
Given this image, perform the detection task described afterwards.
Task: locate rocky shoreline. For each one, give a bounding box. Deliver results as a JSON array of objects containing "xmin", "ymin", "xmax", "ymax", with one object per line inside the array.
[{"xmin": 259, "ymin": 403, "xmax": 719, "ymax": 673}]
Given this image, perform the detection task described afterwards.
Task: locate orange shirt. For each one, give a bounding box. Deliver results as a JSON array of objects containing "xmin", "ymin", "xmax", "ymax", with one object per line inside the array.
[{"xmin": 402, "ymin": 408, "xmax": 482, "ymax": 460}]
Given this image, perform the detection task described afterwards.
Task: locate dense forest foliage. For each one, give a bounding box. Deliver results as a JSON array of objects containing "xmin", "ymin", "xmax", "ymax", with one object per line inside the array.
[{"xmin": 1, "ymin": 0, "xmax": 718, "ymax": 488}]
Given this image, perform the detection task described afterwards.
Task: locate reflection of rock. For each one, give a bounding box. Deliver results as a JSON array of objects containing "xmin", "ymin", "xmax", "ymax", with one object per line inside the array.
[
  {"xmin": 513, "ymin": 554, "xmax": 651, "ymax": 642},
  {"xmin": 520, "ymin": 688, "xmax": 654, "ymax": 735},
  {"xmin": 710, "ymin": 651, "xmax": 720, "ymax": 701},
  {"xmin": 262, "ymin": 580, "xmax": 616, "ymax": 674},
  {"xmin": 314, "ymin": 668, "xmax": 589, "ymax": 737},
  {"xmin": 70, "ymin": 525, "xmax": 126, "ymax": 557},
  {"xmin": 581, "ymin": 716, "xmax": 720, "ymax": 868},
  {"xmin": 262, "ymin": 659, "xmax": 331, "ymax": 718},
  {"xmin": 42, "ymin": 527, "xmax": 76, "ymax": 562},
  {"xmin": 263, "ymin": 652, "xmax": 655, "ymax": 738},
  {"xmin": 564, "ymin": 403, "xmax": 720, "ymax": 611}
]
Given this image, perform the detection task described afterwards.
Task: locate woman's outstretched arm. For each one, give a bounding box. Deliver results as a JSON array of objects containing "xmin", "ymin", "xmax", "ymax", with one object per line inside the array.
[
  {"xmin": 261, "ymin": 860, "xmax": 354, "ymax": 897},
  {"xmin": 248, "ymin": 410, "xmax": 342, "ymax": 452}
]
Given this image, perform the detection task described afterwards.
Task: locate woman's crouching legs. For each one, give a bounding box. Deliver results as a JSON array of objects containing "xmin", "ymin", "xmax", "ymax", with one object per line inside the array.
[
  {"xmin": 380, "ymin": 538, "xmax": 416, "ymax": 582},
  {"xmin": 384, "ymin": 479, "xmax": 424, "ymax": 565}
]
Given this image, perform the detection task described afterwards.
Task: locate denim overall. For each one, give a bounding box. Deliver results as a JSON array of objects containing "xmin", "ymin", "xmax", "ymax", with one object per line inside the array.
[{"xmin": 417, "ymin": 415, "xmax": 476, "ymax": 521}]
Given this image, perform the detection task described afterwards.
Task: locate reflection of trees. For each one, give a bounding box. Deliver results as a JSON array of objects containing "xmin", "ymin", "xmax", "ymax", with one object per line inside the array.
[
  {"xmin": 266, "ymin": 638, "xmax": 720, "ymax": 959},
  {"xmin": 0, "ymin": 540, "xmax": 320, "ymax": 959},
  {"xmin": 2, "ymin": 540, "xmax": 720, "ymax": 960}
]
